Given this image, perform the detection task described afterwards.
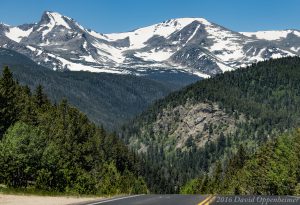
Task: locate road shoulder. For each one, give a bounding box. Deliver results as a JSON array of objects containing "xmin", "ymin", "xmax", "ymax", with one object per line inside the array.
[{"xmin": 0, "ymin": 193, "xmax": 105, "ymax": 205}]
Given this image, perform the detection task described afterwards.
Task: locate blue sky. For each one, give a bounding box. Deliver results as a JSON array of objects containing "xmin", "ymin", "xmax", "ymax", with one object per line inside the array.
[{"xmin": 1, "ymin": 0, "xmax": 300, "ymax": 33}]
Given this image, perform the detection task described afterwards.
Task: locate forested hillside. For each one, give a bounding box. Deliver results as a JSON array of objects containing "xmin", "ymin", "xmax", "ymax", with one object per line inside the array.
[
  {"xmin": 0, "ymin": 67, "xmax": 148, "ymax": 194},
  {"xmin": 181, "ymin": 129, "xmax": 300, "ymax": 195},
  {"xmin": 0, "ymin": 48, "xmax": 190, "ymax": 130},
  {"xmin": 121, "ymin": 57, "xmax": 300, "ymax": 193}
]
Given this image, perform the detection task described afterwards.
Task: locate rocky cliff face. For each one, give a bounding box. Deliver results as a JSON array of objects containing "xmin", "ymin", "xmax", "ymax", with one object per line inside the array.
[{"xmin": 129, "ymin": 101, "xmax": 245, "ymax": 154}]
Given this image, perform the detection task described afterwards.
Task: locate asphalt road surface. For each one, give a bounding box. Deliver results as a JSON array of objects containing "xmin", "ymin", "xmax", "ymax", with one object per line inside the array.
[{"xmin": 80, "ymin": 194, "xmax": 211, "ymax": 205}]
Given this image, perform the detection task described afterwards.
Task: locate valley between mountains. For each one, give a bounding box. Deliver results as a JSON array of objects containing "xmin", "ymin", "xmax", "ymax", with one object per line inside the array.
[{"xmin": 1, "ymin": 10, "xmax": 300, "ymax": 198}]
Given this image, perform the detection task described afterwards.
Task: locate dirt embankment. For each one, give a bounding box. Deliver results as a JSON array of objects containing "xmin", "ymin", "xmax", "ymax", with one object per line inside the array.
[{"xmin": 0, "ymin": 193, "xmax": 104, "ymax": 205}]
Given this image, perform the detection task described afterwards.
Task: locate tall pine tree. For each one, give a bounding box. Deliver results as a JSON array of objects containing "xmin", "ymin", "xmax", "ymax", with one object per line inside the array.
[
  {"xmin": 34, "ymin": 85, "xmax": 49, "ymax": 109},
  {"xmin": 0, "ymin": 66, "xmax": 18, "ymax": 139}
]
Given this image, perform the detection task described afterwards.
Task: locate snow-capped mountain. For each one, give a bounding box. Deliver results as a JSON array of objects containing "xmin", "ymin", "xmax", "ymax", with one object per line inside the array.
[{"xmin": 0, "ymin": 11, "xmax": 299, "ymax": 78}]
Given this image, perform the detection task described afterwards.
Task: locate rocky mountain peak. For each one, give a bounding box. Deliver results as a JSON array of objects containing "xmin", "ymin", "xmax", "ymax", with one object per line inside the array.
[
  {"xmin": 0, "ymin": 11, "xmax": 299, "ymax": 77},
  {"xmin": 39, "ymin": 11, "xmax": 71, "ymax": 28}
]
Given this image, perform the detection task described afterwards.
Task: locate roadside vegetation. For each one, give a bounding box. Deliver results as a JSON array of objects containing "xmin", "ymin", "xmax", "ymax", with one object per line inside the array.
[
  {"xmin": 181, "ymin": 129, "xmax": 300, "ymax": 195},
  {"xmin": 0, "ymin": 67, "xmax": 148, "ymax": 195}
]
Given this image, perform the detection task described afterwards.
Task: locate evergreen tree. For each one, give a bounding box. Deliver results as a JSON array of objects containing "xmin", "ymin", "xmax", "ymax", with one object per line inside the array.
[
  {"xmin": 0, "ymin": 66, "xmax": 18, "ymax": 138},
  {"xmin": 34, "ymin": 85, "xmax": 49, "ymax": 108}
]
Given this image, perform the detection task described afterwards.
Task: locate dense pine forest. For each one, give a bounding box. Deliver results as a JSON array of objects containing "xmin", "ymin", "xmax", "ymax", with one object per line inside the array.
[
  {"xmin": 0, "ymin": 66, "xmax": 148, "ymax": 194},
  {"xmin": 181, "ymin": 129, "xmax": 300, "ymax": 195},
  {"xmin": 121, "ymin": 57, "xmax": 300, "ymax": 193}
]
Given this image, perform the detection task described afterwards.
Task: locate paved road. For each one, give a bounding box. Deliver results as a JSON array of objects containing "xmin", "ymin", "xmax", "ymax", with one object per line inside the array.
[{"xmin": 80, "ymin": 194, "xmax": 210, "ymax": 205}]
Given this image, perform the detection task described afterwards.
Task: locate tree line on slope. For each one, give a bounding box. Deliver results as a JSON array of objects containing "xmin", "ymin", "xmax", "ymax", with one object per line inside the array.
[
  {"xmin": 181, "ymin": 129, "xmax": 300, "ymax": 195},
  {"xmin": 0, "ymin": 66, "xmax": 148, "ymax": 194},
  {"xmin": 121, "ymin": 57, "xmax": 300, "ymax": 193}
]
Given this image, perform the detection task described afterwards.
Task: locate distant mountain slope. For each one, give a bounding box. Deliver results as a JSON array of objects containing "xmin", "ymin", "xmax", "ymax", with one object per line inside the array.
[
  {"xmin": 120, "ymin": 57, "xmax": 300, "ymax": 193},
  {"xmin": 0, "ymin": 11, "xmax": 299, "ymax": 77},
  {"xmin": 0, "ymin": 48, "xmax": 184, "ymax": 129}
]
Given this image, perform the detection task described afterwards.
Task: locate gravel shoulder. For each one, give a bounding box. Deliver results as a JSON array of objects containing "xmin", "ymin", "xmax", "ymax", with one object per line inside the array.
[{"xmin": 0, "ymin": 193, "xmax": 105, "ymax": 205}]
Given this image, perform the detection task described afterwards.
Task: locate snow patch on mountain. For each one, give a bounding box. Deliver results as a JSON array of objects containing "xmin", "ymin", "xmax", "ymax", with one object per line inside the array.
[
  {"xmin": 80, "ymin": 55, "xmax": 97, "ymax": 63},
  {"xmin": 46, "ymin": 11, "xmax": 71, "ymax": 29},
  {"xmin": 192, "ymin": 71, "xmax": 211, "ymax": 78},
  {"xmin": 91, "ymin": 41, "xmax": 125, "ymax": 63},
  {"xmin": 26, "ymin": 45, "xmax": 36, "ymax": 51},
  {"xmin": 186, "ymin": 25, "xmax": 200, "ymax": 44},
  {"xmin": 5, "ymin": 27, "xmax": 33, "ymax": 42},
  {"xmin": 203, "ymin": 22, "xmax": 245, "ymax": 63},
  {"xmin": 47, "ymin": 12, "xmax": 71, "ymax": 29},
  {"xmin": 134, "ymin": 48, "xmax": 174, "ymax": 61},
  {"xmin": 216, "ymin": 62, "xmax": 234, "ymax": 72},
  {"xmin": 291, "ymin": 47, "xmax": 300, "ymax": 52},
  {"xmin": 38, "ymin": 12, "xmax": 71, "ymax": 38},
  {"xmin": 46, "ymin": 52, "xmax": 125, "ymax": 73},
  {"xmin": 294, "ymin": 31, "xmax": 300, "ymax": 37},
  {"xmin": 87, "ymin": 30, "xmax": 106, "ymax": 39},
  {"xmin": 241, "ymin": 30, "xmax": 295, "ymax": 40},
  {"xmin": 105, "ymin": 18, "xmax": 207, "ymax": 49}
]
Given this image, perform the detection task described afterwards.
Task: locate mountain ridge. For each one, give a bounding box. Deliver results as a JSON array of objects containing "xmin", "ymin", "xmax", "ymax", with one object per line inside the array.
[{"xmin": 0, "ymin": 11, "xmax": 299, "ymax": 77}]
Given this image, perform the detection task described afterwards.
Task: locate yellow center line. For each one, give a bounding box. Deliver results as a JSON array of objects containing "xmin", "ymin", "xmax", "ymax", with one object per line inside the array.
[
  {"xmin": 207, "ymin": 196, "xmax": 216, "ymax": 205},
  {"xmin": 198, "ymin": 195, "xmax": 214, "ymax": 205}
]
